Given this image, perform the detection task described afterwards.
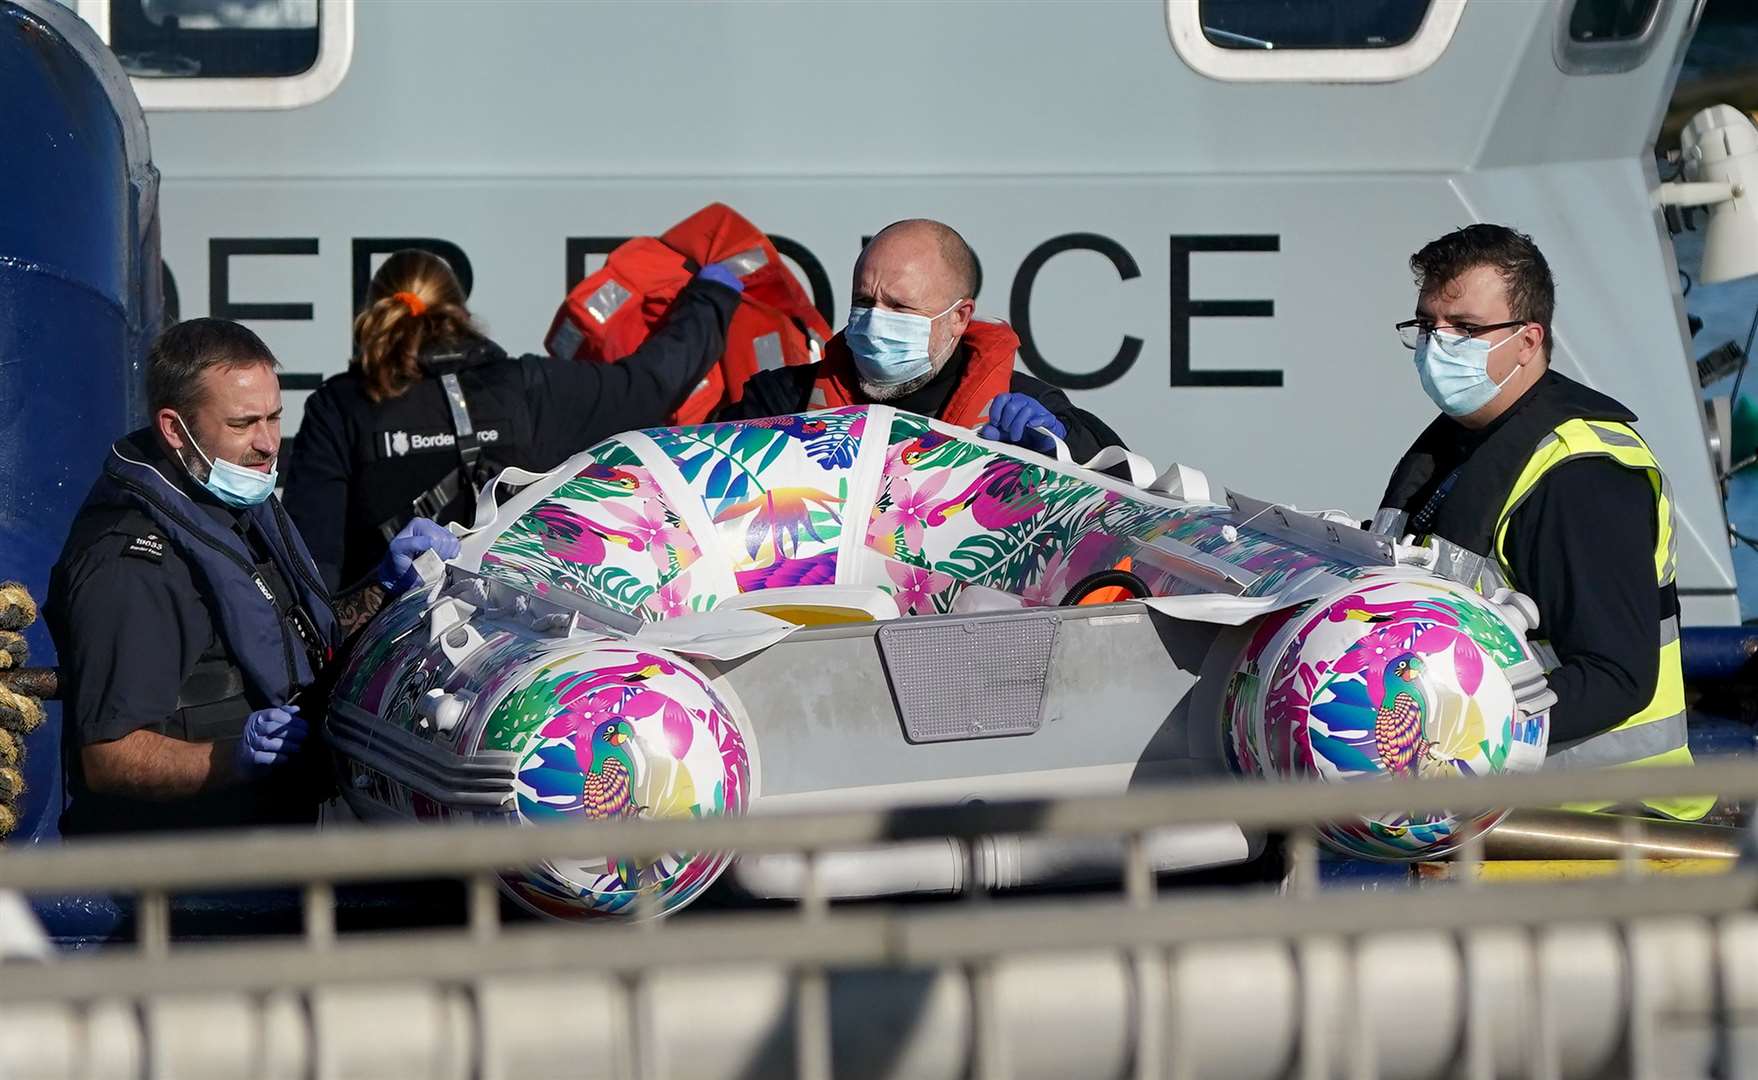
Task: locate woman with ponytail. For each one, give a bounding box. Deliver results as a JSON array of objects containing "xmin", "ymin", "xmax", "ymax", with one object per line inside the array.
[{"xmin": 283, "ymin": 248, "xmax": 743, "ymax": 590}]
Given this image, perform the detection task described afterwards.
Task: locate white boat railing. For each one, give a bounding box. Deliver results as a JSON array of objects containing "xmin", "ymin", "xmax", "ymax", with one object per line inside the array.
[{"xmin": 2, "ymin": 761, "xmax": 1757, "ymax": 1080}]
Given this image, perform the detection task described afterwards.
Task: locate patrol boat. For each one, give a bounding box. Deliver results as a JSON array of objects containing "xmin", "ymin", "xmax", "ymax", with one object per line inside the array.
[
  {"xmin": 3, "ymin": 0, "xmax": 1758, "ymax": 929},
  {"xmin": 7, "ymin": 3, "xmax": 1758, "ymax": 1074},
  {"xmin": 37, "ymin": 0, "xmax": 1754, "ymax": 622}
]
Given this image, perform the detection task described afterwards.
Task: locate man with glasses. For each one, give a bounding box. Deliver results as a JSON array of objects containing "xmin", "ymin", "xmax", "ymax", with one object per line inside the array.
[{"xmin": 1376, "ymin": 224, "xmax": 1707, "ymax": 820}]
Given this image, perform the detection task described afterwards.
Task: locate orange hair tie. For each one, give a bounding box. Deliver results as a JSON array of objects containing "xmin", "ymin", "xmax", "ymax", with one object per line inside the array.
[{"xmin": 392, "ymin": 291, "xmax": 427, "ymax": 317}]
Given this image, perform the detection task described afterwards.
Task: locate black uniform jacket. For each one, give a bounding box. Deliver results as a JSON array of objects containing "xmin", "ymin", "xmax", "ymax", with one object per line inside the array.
[
  {"xmin": 283, "ymin": 278, "xmax": 739, "ymax": 589},
  {"xmin": 716, "ymin": 343, "xmax": 1127, "ymax": 461},
  {"xmin": 47, "ymin": 433, "xmax": 327, "ymax": 835},
  {"xmin": 1381, "ymin": 370, "xmax": 1665, "ymax": 743}
]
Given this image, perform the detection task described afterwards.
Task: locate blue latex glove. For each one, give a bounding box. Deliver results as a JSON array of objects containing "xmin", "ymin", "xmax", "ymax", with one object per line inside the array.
[
  {"xmin": 695, "ymin": 262, "xmax": 746, "ymax": 294},
  {"xmin": 980, "ymin": 393, "xmax": 1066, "ymax": 454},
  {"xmin": 378, "ymin": 517, "xmax": 462, "ymax": 594},
  {"xmin": 235, "ymin": 705, "xmax": 307, "ymax": 774}
]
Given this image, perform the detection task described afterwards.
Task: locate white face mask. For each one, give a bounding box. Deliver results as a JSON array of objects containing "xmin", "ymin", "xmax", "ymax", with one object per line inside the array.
[
  {"xmin": 1414, "ymin": 327, "xmax": 1524, "ymax": 417},
  {"xmin": 175, "ymin": 414, "xmax": 277, "ymax": 507}
]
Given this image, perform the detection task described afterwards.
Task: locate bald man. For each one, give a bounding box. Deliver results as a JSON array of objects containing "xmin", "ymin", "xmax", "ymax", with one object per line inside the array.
[{"xmin": 719, "ymin": 219, "xmax": 1124, "ymax": 458}]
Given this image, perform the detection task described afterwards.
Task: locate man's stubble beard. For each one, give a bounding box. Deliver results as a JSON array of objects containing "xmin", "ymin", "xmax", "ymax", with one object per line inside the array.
[
  {"xmin": 856, "ymin": 339, "xmax": 956, "ymax": 403},
  {"xmin": 858, "ymin": 368, "xmax": 937, "ymax": 402}
]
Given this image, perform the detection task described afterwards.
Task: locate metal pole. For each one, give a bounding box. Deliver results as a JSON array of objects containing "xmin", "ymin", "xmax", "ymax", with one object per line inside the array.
[
  {"xmin": 796, "ymin": 851, "xmax": 832, "ymax": 1080},
  {"xmin": 304, "ymin": 880, "xmax": 335, "ymax": 949},
  {"xmin": 138, "ymin": 890, "xmax": 169, "ymax": 959}
]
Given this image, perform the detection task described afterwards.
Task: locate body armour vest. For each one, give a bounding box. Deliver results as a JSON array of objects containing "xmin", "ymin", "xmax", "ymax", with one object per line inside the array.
[{"xmin": 89, "ymin": 432, "xmax": 339, "ymax": 707}]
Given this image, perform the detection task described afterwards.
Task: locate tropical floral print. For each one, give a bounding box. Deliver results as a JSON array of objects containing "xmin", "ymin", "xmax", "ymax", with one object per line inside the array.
[
  {"xmin": 471, "ymin": 406, "xmax": 1389, "ymax": 624},
  {"xmin": 884, "ymin": 562, "xmax": 958, "ymax": 616},
  {"xmin": 487, "ymin": 644, "xmax": 750, "ymax": 919},
  {"xmin": 736, "ymin": 552, "xmax": 838, "ymax": 592},
  {"xmin": 478, "ymin": 439, "xmax": 714, "ymax": 618},
  {"xmin": 650, "ymin": 408, "xmax": 864, "ymax": 599},
  {"xmin": 1221, "ymin": 574, "xmax": 1549, "ymax": 861}
]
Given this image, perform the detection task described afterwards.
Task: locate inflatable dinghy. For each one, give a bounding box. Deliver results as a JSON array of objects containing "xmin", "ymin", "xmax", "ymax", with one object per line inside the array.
[{"xmin": 327, "ymin": 406, "xmax": 1555, "ymax": 919}]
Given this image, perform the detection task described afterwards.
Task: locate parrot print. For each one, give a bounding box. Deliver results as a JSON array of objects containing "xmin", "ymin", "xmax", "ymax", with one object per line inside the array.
[
  {"xmin": 577, "ymin": 463, "xmax": 641, "ymax": 490},
  {"xmin": 1374, "ymin": 654, "xmax": 1429, "ymax": 774},
  {"xmin": 897, "ymin": 430, "xmax": 956, "ymax": 467},
  {"xmin": 737, "ymin": 414, "xmax": 858, "ymax": 467},
  {"xmin": 582, "ymin": 718, "xmax": 638, "ymax": 818},
  {"xmin": 581, "ymin": 716, "xmax": 644, "ymax": 891}
]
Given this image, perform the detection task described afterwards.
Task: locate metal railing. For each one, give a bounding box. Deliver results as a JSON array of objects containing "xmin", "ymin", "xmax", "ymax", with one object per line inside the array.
[{"xmin": 1, "ymin": 762, "xmax": 1756, "ymax": 1079}]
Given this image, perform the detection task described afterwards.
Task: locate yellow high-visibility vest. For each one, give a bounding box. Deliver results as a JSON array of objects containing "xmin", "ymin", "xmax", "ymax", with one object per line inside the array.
[{"xmin": 1492, "ymin": 418, "xmax": 1710, "ymax": 822}]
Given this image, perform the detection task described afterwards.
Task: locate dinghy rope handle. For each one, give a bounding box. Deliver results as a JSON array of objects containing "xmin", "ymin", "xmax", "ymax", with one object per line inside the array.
[
  {"xmin": 454, "ymin": 464, "xmax": 567, "ymax": 539},
  {"xmin": 1031, "ymin": 426, "xmax": 1215, "ymax": 504}
]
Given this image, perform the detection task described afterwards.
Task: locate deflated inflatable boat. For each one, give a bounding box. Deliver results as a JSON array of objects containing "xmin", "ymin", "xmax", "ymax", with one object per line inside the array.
[{"xmin": 326, "ymin": 406, "xmax": 1558, "ymax": 919}]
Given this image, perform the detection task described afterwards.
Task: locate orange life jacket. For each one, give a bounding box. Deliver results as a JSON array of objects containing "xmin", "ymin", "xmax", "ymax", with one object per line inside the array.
[
  {"xmin": 807, "ymin": 320, "xmax": 1021, "ymax": 428},
  {"xmin": 544, "ymin": 203, "xmax": 831, "ymax": 425}
]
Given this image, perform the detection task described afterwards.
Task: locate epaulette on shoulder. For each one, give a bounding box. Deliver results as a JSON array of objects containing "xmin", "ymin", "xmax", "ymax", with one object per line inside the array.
[{"xmin": 119, "ymin": 530, "xmax": 167, "ymax": 565}]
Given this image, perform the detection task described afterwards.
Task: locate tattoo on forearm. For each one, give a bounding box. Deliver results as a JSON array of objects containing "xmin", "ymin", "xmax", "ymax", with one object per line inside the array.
[{"xmin": 333, "ymin": 583, "xmax": 388, "ymax": 636}]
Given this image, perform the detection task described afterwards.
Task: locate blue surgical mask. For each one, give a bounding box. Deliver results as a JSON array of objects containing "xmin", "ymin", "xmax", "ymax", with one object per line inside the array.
[
  {"xmin": 845, "ymin": 300, "xmax": 963, "ymax": 387},
  {"xmin": 1414, "ymin": 327, "xmax": 1524, "ymax": 417},
  {"xmin": 175, "ymin": 415, "xmax": 277, "ymax": 507}
]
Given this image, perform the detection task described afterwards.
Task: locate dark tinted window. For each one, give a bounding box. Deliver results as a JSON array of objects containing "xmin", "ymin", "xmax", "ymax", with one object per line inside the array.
[
  {"xmin": 1569, "ymin": 0, "xmax": 1662, "ymax": 42},
  {"xmin": 109, "ymin": 0, "xmax": 319, "ymax": 78},
  {"xmin": 1200, "ymin": 0, "xmax": 1431, "ymax": 50}
]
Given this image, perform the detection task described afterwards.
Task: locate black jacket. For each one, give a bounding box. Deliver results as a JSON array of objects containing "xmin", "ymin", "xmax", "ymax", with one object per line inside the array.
[
  {"xmin": 47, "ymin": 431, "xmax": 335, "ymax": 834},
  {"xmin": 1381, "ymin": 371, "xmax": 1665, "ymax": 743},
  {"xmin": 283, "ymin": 278, "xmax": 740, "ymax": 590},
  {"xmin": 716, "ymin": 345, "xmax": 1126, "ymax": 460}
]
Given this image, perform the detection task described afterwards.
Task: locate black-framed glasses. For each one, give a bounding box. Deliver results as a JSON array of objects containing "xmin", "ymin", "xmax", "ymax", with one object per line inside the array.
[{"xmin": 1395, "ymin": 318, "xmax": 1527, "ymax": 351}]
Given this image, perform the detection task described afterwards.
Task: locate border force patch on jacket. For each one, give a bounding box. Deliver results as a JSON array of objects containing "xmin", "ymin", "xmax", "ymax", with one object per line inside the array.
[{"xmin": 123, "ymin": 533, "xmax": 166, "ymax": 564}]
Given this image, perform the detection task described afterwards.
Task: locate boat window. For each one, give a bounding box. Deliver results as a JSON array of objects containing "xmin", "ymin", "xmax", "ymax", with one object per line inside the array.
[
  {"xmin": 109, "ymin": 0, "xmax": 318, "ymax": 77},
  {"xmin": 1554, "ymin": 0, "xmax": 1666, "ymax": 75},
  {"xmin": 1167, "ymin": 0, "xmax": 1463, "ymax": 82},
  {"xmin": 1568, "ymin": 0, "xmax": 1661, "ymax": 42},
  {"xmin": 76, "ymin": 0, "xmax": 351, "ymax": 108},
  {"xmin": 1199, "ymin": 0, "xmax": 1431, "ymax": 51}
]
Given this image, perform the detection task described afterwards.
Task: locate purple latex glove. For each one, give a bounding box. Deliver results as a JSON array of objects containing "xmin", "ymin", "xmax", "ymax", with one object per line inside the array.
[
  {"xmin": 696, "ymin": 262, "xmax": 746, "ymax": 294},
  {"xmin": 235, "ymin": 705, "xmax": 307, "ymax": 774},
  {"xmin": 980, "ymin": 393, "xmax": 1066, "ymax": 454},
  {"xmin": 378, "ymin": 517, "xmax": 461, "ymax": 594}
]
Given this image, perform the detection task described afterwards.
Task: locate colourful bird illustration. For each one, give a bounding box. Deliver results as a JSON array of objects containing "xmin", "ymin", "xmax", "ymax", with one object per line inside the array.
[
  {"xmin": 928, "ymin": 459, "xmax": 1045, "ymax": 530},
  {"xmin": 555, "ymin": 658, "xmax": 674, "ymax": 714},
  {"xmin": 581, "ymin": 717, "xmax": 645, "ymax": 892},
  {"xmin": 581, "ymin": 717, "xmax": 639, "ymax": 818},
  {"xmin": 1374, "ymin": 653, "xmax": 1429, "ymax": 774},
  {"xmin": 1338, "ymin": 608, "xmax": 1393, "ymax": 624},
  {"xmin": 899, "ymin": 430, "xmax": 956, "ymax": 466},
  {"xmin": 742, "ymin": 415, "xmax": 830, "ymax": 441},
  {"xmin": 578, "ymin": 463, "xmax": 640, "ymax": 490},
  {"xmin": 742, "ymin": 415, "xmax": 859, "ymax": 468},
  {"xmin": 529, "ymin": 503, "xmax": 644, "ymax": 564}
]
